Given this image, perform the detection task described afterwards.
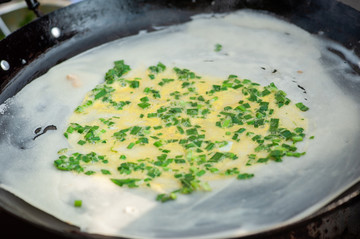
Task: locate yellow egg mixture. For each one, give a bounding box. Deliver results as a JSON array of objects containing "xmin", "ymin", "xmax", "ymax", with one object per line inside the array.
[{"xmin": 55, "ymin": 61, "xmax": 308, "ymax": 201}]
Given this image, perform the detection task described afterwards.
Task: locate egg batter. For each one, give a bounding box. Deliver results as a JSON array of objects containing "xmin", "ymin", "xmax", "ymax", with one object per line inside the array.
[{"xmin": 57, "ymin": 61, "xmax": 308, "ymax": 201}]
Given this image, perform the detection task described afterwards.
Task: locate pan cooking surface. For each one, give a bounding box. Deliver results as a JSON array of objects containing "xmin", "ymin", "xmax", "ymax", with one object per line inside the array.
[{"xmin": 0, "ymin": 1, "xmax": 360, "ymax": 239}]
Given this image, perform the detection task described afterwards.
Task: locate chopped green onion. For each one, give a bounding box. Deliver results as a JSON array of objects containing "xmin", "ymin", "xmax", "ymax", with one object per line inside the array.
[
  {"xmin": 295, "ymin": 102, "xmax": 309, "ymax": 112},
  {"xmin": 74, "ymin": 200, "xmax": 82, "ymax": 207},
  {"xmin": 214, "ymin": 43, "xmax": 222, "ymax": 52},
  {"xmin": 237, "ymin": 173, "xmax": 254, "ymax": 180},
  {"xmin": 138, "ymin": 102, "xmax": 151, "ymax": 109}
]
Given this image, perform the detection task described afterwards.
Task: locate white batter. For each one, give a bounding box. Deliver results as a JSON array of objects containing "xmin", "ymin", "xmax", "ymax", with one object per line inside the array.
[{"xmin": 0, "ymin": 10, "xmax": 360, "ymax": 239}]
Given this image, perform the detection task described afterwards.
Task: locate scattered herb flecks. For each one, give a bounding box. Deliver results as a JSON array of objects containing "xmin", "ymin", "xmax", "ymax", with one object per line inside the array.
[
  {"xmin": 214, "ymin": 43, "xmax": 222, "ymax": 52},
  {"xmin": 56, "ymin": 60, "xmax": 310, "ymax": 202}
]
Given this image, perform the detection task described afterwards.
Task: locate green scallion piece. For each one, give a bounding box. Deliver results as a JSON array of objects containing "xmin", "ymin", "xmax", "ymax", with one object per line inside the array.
[
  {"xmin": 214, "ymin": 43, "xmax": 222, "ymax": 52},
  {"xmin": 295, "ymin": 102, "xmax": 309, "ymax": 112},
  {"xmin": 127, "ymin": 142, "xmax": 136, "ymax": 149},
  {"xmin": 74, "ymin": 200, "xmax": 82, "ymax": 207},
  {"xmin": 77, "ymin": 140, "xmax": 86, "ymax": 145},
  {"xmin": 138, "ymin": 102, "xmax": 151, "ymax": 109},
  {"xmin": 237, "ymin": 173, "xmax": 254, "ymax": 180}
]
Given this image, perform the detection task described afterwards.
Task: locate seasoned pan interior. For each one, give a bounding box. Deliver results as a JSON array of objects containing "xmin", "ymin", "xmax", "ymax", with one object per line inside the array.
[{"xmin": 0, "ymin": 0, "xmax": 360, "ymax": 238}]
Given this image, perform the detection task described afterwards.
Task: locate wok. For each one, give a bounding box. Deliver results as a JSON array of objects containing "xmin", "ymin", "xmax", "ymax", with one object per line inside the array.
[{"xmin": 0, "ymin": 0, "xmax": 360, "ymax": 238}]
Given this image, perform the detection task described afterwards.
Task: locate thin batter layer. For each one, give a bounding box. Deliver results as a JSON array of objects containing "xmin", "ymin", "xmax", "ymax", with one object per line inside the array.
[{"xmin": 55, "ymin": 61, "xmax": 308, "ymax": 201}]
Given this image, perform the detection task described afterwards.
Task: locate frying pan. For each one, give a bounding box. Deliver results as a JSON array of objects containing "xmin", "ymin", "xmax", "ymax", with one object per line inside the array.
[{"xmin": 0, "ymin": 0, "xmax": 360, "ymax": 238}]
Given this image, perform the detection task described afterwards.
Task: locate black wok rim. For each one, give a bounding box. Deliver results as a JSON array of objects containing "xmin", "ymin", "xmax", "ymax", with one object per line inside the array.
[{"xmin": 0, "ymin": 0, "xmax": 360, "ymax": 238}]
